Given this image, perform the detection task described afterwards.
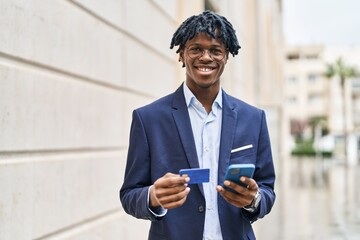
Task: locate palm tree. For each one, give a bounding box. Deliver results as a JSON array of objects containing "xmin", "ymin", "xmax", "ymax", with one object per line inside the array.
[{"xmin": 325, "ymin": 58, "xmax": 359, "ymax": 164}]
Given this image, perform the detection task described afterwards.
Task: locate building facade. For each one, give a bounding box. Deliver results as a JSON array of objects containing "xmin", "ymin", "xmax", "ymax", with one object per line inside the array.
[
  {"xmin": 283, "ymin": 44, "xmax": 360, "ymax": 164},
  {"xmin": 0, "ymin": 0, "xmax": 283, "ymax": 239}
]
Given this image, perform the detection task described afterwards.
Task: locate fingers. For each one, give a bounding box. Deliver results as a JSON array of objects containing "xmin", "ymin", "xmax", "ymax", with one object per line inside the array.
[
  {"xmin": 155, "ymin": 172, "xmax": 189, "ymax": 188},
  {"xmin": 159, "ymin": 187, "xmax": 190, "ymax": 209},
  {"xmin": 217, "ymin": 177, "xmax": 258, "ymax": 208},
  {"xmin": 152, "ymin": 173, "xmax": 191, "ymax": 209},
  {"xmin": 240, "ymin": 177, "xmax": 258, "ymax": 191},
  {"xmin": 217, "ymin": 185, "xmax": 247, "ymax": 207},
  {"xmin": 224, "ymin": 177, "xmax": 258, "ymax": 194},
  {"xmin": 154, "ymin": 181, "xmax": 188, "ymax": 202}
]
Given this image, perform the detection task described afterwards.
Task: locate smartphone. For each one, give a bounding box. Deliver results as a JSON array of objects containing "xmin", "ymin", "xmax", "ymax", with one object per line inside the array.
[{"xmin": 224, "ymin": 163, "xmax": 255, "ymax": 188}]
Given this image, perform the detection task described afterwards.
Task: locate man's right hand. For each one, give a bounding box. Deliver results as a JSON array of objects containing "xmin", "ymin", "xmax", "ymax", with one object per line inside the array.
[{"xmin": 150, "ymin": 173, "xmax": 190, "ymax": 210}]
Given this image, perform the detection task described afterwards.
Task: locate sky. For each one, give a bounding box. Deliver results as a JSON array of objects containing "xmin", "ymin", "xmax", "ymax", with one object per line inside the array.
[{"xmin": 282, "ymin": 0, "xmax": 360, "ymax": 46}]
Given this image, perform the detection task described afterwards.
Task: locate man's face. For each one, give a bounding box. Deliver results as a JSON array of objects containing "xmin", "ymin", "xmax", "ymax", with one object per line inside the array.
[{"xmin": 180, "ymin": 32, "xmax": 228, "ymax": 92}]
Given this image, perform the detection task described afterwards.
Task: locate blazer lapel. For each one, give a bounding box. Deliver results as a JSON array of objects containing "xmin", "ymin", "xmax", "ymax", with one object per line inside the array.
[
  {"xmin": 171, "ymin": 85, "xmax": 199, "ymax": 170},
  {"xmin": 171, "ymin": 85, "xmax": 206, "ymax": 197},
  {"xmin": 218, "ymin": 91, "xmax": 237, "ymax": 184}
]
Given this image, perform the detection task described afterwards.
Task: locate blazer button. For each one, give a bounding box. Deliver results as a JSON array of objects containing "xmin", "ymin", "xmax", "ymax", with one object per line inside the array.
[{"xmin": 198, "ymin": 206, "xmax": 204, "ymax": 213}]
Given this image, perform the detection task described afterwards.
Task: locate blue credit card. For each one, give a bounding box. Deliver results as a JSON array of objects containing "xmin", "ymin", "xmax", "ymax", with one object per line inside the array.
[{"xmin": 179, "ymin": 168, "xmax": 210, "ymax": 184}]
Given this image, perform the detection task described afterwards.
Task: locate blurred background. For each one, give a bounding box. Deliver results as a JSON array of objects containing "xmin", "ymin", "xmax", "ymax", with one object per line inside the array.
[{"xmin": 0, "ymin": 0, "xmax": 359, "ymax": 239}]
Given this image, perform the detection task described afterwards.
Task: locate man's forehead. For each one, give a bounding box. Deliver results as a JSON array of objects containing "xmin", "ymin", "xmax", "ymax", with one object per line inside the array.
[{"xmin": 186, "ymin": 32, "xmax": 225, "ymax": 46}]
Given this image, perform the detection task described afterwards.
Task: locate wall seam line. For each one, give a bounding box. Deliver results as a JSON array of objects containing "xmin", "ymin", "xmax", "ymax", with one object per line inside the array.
[{"xmin": 0, "ymin": 51, "xmax": 156, "ymax": 99}]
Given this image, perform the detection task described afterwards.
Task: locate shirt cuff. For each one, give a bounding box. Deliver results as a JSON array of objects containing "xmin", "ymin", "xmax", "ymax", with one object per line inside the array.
[{"xmin": 147, "ymin": 185, "xmax": 167, "ymax": 217}]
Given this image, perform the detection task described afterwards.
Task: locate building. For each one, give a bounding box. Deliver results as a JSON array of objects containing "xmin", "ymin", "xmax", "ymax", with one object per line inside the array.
[
  {"xmin": 283, "ymin": 44, "xmax": 360, "ymax": 164},
  {"xmin": 0, "ymin": 0, "xmax": 283, "ymax": 239}
]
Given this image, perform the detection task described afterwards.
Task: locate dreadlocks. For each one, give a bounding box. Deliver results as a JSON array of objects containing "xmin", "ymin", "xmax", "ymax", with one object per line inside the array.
[{"xmin": 170, "ymin": 10, "xmax": 241, "ymax": 57}]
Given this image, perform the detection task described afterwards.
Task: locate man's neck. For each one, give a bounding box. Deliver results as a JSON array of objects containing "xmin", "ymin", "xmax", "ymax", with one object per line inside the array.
[{"xmin": 186, "ymin": 83, "xmax": 219, "ymax": 114}]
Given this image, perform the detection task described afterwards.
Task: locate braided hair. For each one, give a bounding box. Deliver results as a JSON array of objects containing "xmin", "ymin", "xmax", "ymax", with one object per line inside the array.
[{"xmin": 170, "ymin": 10, "xmax": 241, "ymax": 57}]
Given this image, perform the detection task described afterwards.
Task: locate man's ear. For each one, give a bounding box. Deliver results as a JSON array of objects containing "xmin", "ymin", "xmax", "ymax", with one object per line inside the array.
[
  {"xmin": 225, "ymin": 52, "xmax": 229, "ymax": 63},
  {"xmin": 179, "ymin": 50, "xmax": 185, "ymax": 67}
]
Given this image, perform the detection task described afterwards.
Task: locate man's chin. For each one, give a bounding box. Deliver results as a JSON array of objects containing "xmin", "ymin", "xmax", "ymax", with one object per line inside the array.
[
  {"xmin": 186, "ymin": 76, "xmax": 220, "ymax": 90},
  {"xmin": 196, "ymin": 80, "xmax": 218, "ymax": 89}
]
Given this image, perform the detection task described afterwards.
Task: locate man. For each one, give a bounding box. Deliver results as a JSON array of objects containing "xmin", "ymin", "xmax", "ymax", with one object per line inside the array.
[{"xmin": 120, "ymin": 10, "xmax": 276, "ymax": 240}]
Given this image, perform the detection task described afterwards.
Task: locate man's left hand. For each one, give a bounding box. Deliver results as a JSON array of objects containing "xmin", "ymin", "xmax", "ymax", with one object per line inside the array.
[{"xmin": 216, "ymin": 177, "xmax": 258, "ymax": 208}]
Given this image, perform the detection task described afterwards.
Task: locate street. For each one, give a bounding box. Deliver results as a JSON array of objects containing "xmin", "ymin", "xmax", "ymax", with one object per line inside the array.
[{"xmin": 254, "ymin": 156, "xmax": 360, "ymax": 239}]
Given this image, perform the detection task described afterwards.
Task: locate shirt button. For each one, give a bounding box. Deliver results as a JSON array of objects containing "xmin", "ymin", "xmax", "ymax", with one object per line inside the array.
[{"xmin": 198, "ymin": 206, "xmax": 204, "ymax": 213}]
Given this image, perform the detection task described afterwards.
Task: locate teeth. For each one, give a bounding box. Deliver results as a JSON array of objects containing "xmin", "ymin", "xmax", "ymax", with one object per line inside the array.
[{"xmin": 198, "ymin": 67, "xmax": 212, "ymax": 72}]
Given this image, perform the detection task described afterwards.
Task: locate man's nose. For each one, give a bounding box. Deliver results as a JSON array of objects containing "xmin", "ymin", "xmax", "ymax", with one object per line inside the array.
[{"xmin": 199, "ymin": 50, "xmax": 213, "ymax": 60}]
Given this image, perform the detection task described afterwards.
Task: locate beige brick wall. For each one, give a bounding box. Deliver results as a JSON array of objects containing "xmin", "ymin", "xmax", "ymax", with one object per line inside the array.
[
  {"xmin": 0, "ymin": 0, "xmax": 183, "ymax": 239},
  {"xmin": 0, "ymin": 0, "xmax": 283, "ymax": 239}
]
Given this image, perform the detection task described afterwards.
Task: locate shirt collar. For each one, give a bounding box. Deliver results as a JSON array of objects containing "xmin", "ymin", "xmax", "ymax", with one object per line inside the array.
[{"xmin": 183, "ymin": 83, "xmax": 223, "ymax": 109}]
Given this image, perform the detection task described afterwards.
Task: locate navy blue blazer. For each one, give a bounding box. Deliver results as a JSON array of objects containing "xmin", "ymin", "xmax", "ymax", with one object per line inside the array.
[{"xmin": 120, "ymin": 84, "xmax": 276, "ymax": 240}]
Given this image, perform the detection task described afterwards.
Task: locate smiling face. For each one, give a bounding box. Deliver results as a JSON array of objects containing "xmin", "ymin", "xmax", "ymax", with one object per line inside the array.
[{"xmin": 180, "ymin": 33, "xmax": 228, "ymax": 95}]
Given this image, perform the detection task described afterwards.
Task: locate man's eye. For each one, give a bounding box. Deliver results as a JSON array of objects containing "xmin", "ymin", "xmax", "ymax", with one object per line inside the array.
[
  {"xmin": 210, "ymin": 49, "xmax": 223, "ymax": 56},
  {"xmin": 190, "ymin": 48, "xmax": 201, "ymax": 53}
]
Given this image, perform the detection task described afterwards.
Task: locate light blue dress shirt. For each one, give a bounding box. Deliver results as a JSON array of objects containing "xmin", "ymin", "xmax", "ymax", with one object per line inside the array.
[
  {"xmin": 147, "ymin": 83, "xmax": 224, "ymax": 239},
  {"xmin": 183, "ymin": 83, "xmax": 223, "ymax": 240}
]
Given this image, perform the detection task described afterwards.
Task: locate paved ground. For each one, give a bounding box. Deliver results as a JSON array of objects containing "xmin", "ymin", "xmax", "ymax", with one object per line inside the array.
[{"xmin": 254, "ymin": 156, "xmax": 360, "ymax": 240}]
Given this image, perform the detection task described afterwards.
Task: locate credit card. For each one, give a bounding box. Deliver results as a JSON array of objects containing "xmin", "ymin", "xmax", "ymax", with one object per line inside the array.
[{"xmin": 179, "ymin": 168, "xmax": 210, "ymax": 184}]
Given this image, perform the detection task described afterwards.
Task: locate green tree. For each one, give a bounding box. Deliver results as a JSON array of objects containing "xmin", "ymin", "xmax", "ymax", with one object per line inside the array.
[
  {"xmin": 325, "ymin": 58, "xmax": 359, "ymax": 164},
  {"xmin": 309, "ymin": 116, "xmax": 329, "ymax": 138}
]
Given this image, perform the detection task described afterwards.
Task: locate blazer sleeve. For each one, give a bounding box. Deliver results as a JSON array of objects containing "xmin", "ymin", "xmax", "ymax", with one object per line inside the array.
[
  {"xmin": 242, "ymin": 110, "xmax": 276, "ymax": 222},
  {"xmin": 119, "ymin": 110, "xmax": 163, "ymax": 221}
]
